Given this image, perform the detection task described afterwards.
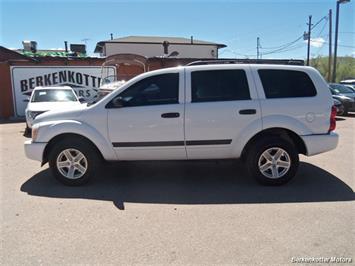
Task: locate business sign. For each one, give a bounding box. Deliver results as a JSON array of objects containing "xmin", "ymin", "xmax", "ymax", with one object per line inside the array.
[{"xmin": 11, "ymin": 66, "xmax": 116, "ymax": 116}]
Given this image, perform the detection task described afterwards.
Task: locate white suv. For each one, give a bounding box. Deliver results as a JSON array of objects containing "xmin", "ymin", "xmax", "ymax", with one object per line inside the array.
[
  {"xmin": 24, "ymin": 64, "xmax": 338, "ymax": 186},
  {"xmin": 25, "ymin": 86, "xmax": 83, "ymax": 135}
]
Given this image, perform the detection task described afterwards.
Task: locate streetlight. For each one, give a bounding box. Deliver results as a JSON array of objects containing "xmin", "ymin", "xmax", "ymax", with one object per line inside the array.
[{"xmin": 332, "ymin": 0, "xmax": 350, "ymax": 82}]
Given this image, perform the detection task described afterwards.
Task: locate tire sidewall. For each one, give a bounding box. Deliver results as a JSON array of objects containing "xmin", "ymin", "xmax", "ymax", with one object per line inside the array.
[
  {"xmin": 247, "ymin": 137, "xmax": 299, "ymax": 185},
  {"xmin": 49, "ymin": 139, "xmax": 98, "ymax": 186}
]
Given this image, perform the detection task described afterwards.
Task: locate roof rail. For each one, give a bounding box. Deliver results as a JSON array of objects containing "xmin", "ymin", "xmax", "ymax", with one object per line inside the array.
[{"xmin": 186, "ymin": 59, "xmax": 304, "ymax": 66}]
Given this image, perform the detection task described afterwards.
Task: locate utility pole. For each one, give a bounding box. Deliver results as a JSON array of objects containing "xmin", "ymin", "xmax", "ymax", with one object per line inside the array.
[
  {"xmin": 306, "ymin": 15, "xmax": 312, "ymax": 66},
  {"xmin": 328, "ymin": 9, "xmax": 332, "ymax": 82},
  {"xmin": 257, "ymin": 37, "xmax": 260, "ymax": 60},
  {"xmin": 332, "ymin": 0, "xmax": 350, "ymax": 83}
]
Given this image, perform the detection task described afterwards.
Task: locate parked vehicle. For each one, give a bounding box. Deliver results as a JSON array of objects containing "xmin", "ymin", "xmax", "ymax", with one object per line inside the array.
[
  {"xmin": 340, "ymin": 78, "xmax": 355, "ymax": 90},
  {"xmin": 24, "ymin": 64, "xmax": 338, "ymax": 186},
  {"xmin": 333, "ymin": 98, "xmax": 345, "ymax": 116},
  {"xmin": 329, "ymin": 83, "xmax": 355, "ymax": 115},
  {"xmin": 343, "ymin": 84, "xmax": 355, "ymax": 92},
  {"xmin": 24, "ymin": 86, "xmax": 84, "ymax": 136}
]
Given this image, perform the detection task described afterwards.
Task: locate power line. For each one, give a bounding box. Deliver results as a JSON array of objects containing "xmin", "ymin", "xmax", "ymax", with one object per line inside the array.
[
  {"xmin": 310, "ymin": 15, "xmax": 328, "ymax": 31},
  {"xmin": 260, "ymin": 15, "xmax": 329, "ymax": 56},
  {"xmin": 312, "ymin": 18, "xmax": 329, "ymax": 58},
  {"xmin": 315, "ymin": 18, "xmax": 328, "ymax": 38},
  {"xmin": 262, "ymin": 43, "xmax": 305, "ymax": 56}
]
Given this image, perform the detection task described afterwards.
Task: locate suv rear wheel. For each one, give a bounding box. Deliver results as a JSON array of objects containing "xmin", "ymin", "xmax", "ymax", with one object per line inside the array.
[
  {"xmin": 246, "ymin": 137, "xmax": 299, "ymax": 185},
  {"xmin": 49, "ymin": 138, "xmax": 100, "ymax": 186}
]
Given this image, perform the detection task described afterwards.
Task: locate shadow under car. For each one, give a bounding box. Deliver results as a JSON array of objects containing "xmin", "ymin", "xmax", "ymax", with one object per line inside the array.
[{"xmin": 21, "ymin": 160, "xmax": 354, "ymax": 210}]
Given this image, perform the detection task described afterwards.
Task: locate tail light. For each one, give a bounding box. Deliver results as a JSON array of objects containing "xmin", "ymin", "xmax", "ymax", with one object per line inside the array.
[{"xmin": 328, "ymin": 105, "xmax": 337, "ymax": 132}]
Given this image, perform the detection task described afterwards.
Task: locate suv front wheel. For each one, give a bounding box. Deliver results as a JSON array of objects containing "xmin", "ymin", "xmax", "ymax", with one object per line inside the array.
[
  {"xmin": 49, "ymin": 138, "xmax": 100, "ymax": 186},
  {"xmin": 246, "ymin": 137, "xmax": 299, "ymax": 185}
]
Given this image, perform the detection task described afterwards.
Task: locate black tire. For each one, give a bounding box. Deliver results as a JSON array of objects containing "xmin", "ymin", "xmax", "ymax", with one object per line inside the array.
[
  {"xmin": 337, "ymin": 108, "xmax": 345, "ymax": 116},
  {"xmin": 245, "ymin": 137, "xmax": 299, "ymax": 185},
  {"xmin": 342, "ymin": 107, "xmax": 348, "ymax": 116},
  {"xmin": 48, "ymin": 138, "xmax": 100, "ymax": 186},
  {"xmin": 23, "ymin": 126, "xmax": 31, "ymax": 138}
]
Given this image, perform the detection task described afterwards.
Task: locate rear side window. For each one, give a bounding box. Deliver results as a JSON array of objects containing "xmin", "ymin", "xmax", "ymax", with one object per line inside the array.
[
  {"xmin": 191, "ymin": 70, "xmax": 250, "ymax": 102},
  {"xmin": 258, "ymin": 69, "xmax": 317, "ymax": 98}
]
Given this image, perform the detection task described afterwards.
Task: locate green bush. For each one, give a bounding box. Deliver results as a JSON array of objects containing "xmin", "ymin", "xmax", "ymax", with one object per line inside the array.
[{"xmin": 310, "ymin": 56, "xmax": 355, "ymax": 82}]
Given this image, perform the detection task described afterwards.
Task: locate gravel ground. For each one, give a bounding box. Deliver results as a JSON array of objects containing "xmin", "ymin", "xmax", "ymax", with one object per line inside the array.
[{"xmin": 0, "ymin": 117, "xmax": 354, "ymax": 265}]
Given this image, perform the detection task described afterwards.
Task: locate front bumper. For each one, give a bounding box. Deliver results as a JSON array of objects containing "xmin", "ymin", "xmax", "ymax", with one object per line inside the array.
[
  {"xmin": 26, "ymin": 117, "xmax": 33, "ymax": 129},
  {"xmin": 301, "ymin": 132, "xmax": 339, "ymax": 156},
  {"xmin": 24, "ymin": 140, "xmax": 47, "ymax": 162}
]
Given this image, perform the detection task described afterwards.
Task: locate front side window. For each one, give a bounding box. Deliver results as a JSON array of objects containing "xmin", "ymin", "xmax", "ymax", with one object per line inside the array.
[
  {"xmin": 115, "ymin": 73, "xmax": 179, "ymax": 107},
  {"xmin": 31, "ymin": 89, "xmax": 77, "ymax": 102},
  {"xmin": 258, "ymin": 69, "xmax": 317, "ymax": 98},
  {"xmin": 191, "ymin": 70, "xmax": 250, "ymax": 103}
]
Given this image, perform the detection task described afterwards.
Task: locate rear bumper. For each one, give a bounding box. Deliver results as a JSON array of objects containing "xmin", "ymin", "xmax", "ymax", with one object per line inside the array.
[
  {"xmin": 301, "ymin": 132, "xmax": 339, "ymax": 156},
  {"xmin": 24, "ymin": 140, "xmax": 47, "ymax": 162}
]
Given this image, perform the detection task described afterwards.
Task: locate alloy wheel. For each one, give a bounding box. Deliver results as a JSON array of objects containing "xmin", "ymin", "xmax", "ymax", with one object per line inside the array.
[
  {"xmin": 56, "ymin": 148, "xmax": 88, "ymax": 179},
  {"xmin": 258, "ymin": 147, "xmax": 291, "ymax": 179}
]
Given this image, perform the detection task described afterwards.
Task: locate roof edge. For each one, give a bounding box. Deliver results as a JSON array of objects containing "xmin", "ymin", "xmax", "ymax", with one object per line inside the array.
[{"xmin": 94, "ymin": 40, "xmax": 226, "ymax": 53}]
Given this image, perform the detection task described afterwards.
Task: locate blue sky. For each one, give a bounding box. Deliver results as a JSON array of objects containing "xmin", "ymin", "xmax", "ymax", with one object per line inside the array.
[{"xmin": 1, "ymin": 0, "xmax": 354, "ymax": 59}]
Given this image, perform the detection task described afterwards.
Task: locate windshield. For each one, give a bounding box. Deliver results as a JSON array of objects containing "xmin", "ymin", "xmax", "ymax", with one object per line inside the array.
[
  {"xmin": 89, "ymin": 81, "xmax": 126, "ymax": 105},
  {"xmin": 329, "ymin": 84, "xmax": 354, "ymax": 94},
  {"xmin": 95, "ymin": 90, "xmax": 114, "ymax": 102},
  {"xmin": 31, "ymin": 89, "xmax": 77, "ymax": 102}
]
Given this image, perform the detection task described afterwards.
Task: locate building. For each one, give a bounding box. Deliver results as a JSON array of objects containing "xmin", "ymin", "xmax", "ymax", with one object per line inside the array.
[
  {"xmin": 14, "ymin": 40, "xmax": 87, "ymax": 57},
  {"xmin": 0, "ymin": 46, "xmax": 108, "ymax": 118},
  {"xmin": 94, "ymin": 36, "xmax": 227, "ymax": 58}
]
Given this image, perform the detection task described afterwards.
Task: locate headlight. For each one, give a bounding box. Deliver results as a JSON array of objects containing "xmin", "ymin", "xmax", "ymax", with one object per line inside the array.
[
  {"xmin": 27, "ymin": 111, "xmax": 36, "ymax": 119},
  {"xmin": 27, "ymin": 111, "xmax": 46, "ymax": 120},
  {"xmin": 32, "ymin": 125, "xmax": 39, "ymax": 141}
]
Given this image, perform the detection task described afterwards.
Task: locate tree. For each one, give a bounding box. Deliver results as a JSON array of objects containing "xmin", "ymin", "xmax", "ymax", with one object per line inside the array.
[{"xmin": 310, "ymin": 56, "xmax": 355, "ymax": 82}]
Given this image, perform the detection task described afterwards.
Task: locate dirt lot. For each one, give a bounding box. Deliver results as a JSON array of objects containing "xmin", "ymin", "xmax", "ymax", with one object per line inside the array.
[{"xmin": 0, "ymin": 117, "xmax": 354, "ymax": 265}]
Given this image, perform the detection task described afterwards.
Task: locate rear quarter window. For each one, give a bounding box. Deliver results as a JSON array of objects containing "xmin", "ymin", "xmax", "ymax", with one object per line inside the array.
[{"xmin": 258, "ymin": 69, "xmax": 317, "ymax": 98}]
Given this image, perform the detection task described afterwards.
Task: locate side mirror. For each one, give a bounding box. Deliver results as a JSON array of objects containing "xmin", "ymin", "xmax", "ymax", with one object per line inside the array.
[
  {"xmin": 24, "ymin": 97, "xmax": 30, "ymax": 103},
  {"xmin": 111, "ymin": 97, "xmax": 126, "ymax": 108},
  {"xmin": 78, "ymin": 97, "xmax": 86, "ymax": 103}
]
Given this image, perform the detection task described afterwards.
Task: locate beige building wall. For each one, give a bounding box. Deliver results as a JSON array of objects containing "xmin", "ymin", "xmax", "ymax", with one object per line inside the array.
[{"xmin": 104, "ymin": 43, "xmax": 218, "ymax": 58}]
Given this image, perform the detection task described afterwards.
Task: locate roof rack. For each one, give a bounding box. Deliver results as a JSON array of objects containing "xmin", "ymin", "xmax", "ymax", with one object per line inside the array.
[{"xmin": 186, "ymin": 59, "xmax": 304, "ymax": 66}]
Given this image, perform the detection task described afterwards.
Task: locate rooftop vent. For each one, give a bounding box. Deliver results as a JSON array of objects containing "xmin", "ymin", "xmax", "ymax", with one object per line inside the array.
[
  {"xmin": 22, "ymin": 40, "xmax": 37, "ymax": 52},
  {"xmin": 70, "ymin": 44, "xmax": 86, "ymax": 54}
]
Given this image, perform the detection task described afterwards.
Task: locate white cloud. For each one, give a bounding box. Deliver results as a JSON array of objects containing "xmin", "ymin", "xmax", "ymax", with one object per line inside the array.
[{"xmin": 306, "ymin": 37, "xmax": 326, "ymax": 48}]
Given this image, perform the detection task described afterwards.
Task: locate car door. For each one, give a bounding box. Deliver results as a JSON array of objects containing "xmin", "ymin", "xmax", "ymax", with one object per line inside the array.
[
  {"xmin": 107, "ymin": 69, "xmax": 186, "ymax": 160},
  {"xmin": 184, "ymin": 66, "xmax": 262, "ymax": 159}
]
